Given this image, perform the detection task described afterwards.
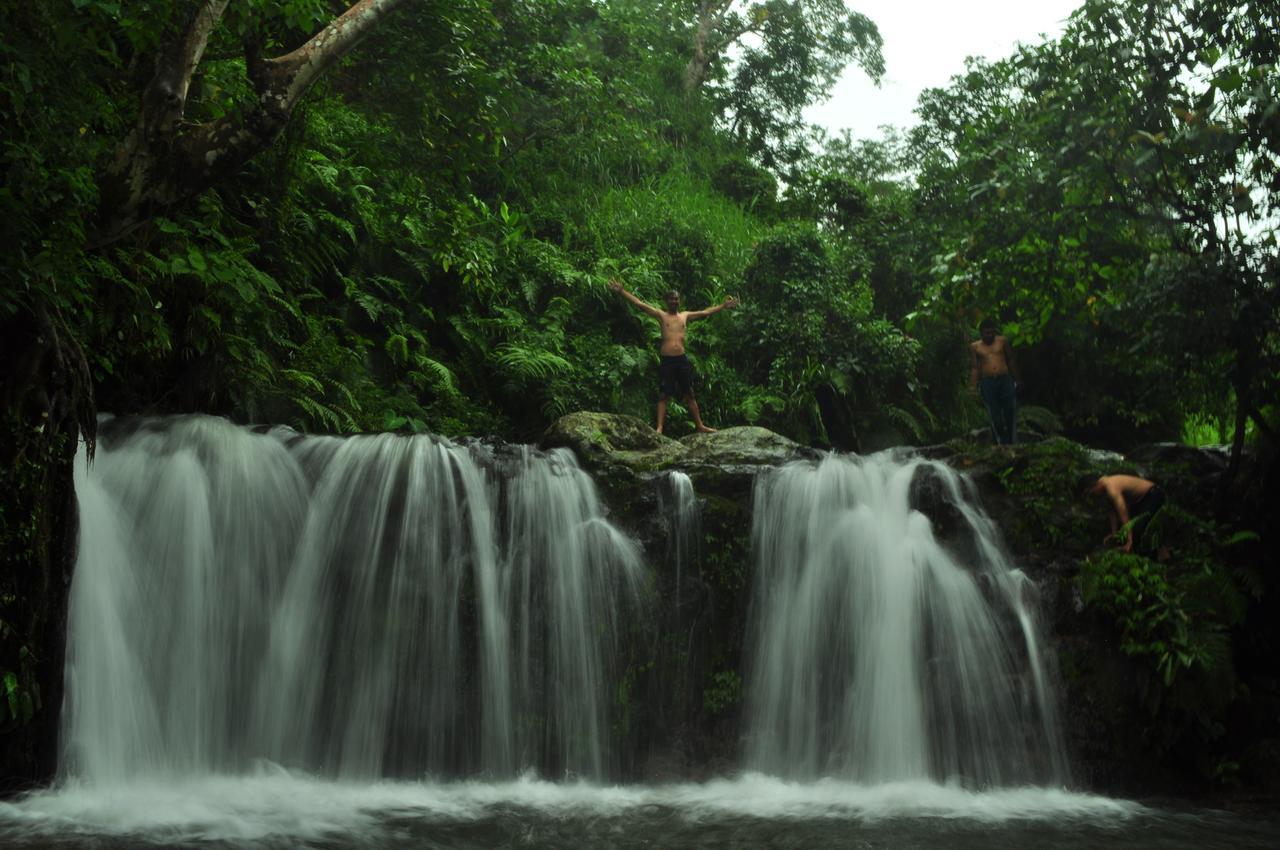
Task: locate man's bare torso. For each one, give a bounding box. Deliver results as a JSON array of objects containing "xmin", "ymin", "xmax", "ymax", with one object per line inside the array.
[
  {"xmin": 971, "ymin": 336, "xmax": 1012, "ymax": 378},
  {"xmin": 658, "ymin": 310, "xmax": 690, "ymax": 356}
]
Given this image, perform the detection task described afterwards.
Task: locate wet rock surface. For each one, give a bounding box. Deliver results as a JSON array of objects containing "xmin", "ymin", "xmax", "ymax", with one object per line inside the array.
[
  {"xmin": 541, "ymin": 412, "xmax": 816, "ymax": 473},
  {"xmin": 541, "ymin": 412, "xmax": 1279, "ymax": 797}
]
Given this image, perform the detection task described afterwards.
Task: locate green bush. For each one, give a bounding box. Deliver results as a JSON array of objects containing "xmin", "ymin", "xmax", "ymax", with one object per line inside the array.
[
  {"xmin": 711, "ymin": 158, "xmax": 778, "ymax": 218},
  {"xmin": 1078, "ymin": 506, "xmax": 1261, "ymax": 757},
  {"xmin": 731, "ymin": 222, "xmax": 919, "ymax": 446}
]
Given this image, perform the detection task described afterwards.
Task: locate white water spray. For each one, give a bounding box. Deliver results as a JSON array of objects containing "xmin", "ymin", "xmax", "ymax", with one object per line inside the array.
[
  {"xmin": 661, "ymin": 471, "xmax": 699, "ymax": 609},
  {"xmin": 63, "ymin": 416, "xmax": 646, "ymax": 784},
  {"xmin": 745, "ymin": 453, "xmax": 1067, "ymax": 787}
]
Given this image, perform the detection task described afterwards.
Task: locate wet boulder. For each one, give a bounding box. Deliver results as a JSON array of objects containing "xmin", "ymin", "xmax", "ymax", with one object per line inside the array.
[
  {"xmin": 540, "ymin": 411, "xmax": 685, "ymax": 472},
  {"xmin": 679, "ymin": 426, "xmax": 818, "ymax": 469}
]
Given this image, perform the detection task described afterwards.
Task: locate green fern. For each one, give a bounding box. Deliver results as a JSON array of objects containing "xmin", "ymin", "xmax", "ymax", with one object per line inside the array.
[
  {"xmin": 741, "ymin": 391, "xmax": 785, "ymax": 423},
  {"xmin": 293, "ymin": 394, "xmax": 341, "ymax": 432},
  {"xmin": 884, "ymin": 404, "xmax": 928, "ymax": 443},
  {"xmin": 411, "ymin": 356, "xmax": 460, "ymax": 398},
  {"xmin": 494, "ymin": 343, "xmax": 573, "ymax": 381},
  {"xmin": 280, "ymin": 369, "xmax": 325, "ymax": 395}
]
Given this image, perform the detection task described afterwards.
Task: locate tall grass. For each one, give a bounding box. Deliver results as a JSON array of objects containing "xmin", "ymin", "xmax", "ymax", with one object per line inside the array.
[{"xmin": 585, "ymin": 168, "xmax": 765, "ymax": 293}]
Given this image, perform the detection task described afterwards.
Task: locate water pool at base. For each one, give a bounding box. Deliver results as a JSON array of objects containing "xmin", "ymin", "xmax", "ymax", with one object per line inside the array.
[{"xmin": 2, "ymin": 773, "xmax": 1277, "ymax": 849}]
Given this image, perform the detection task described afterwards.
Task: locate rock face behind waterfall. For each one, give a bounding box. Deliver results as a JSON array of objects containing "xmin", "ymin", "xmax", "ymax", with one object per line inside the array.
[
  {"xmin": 542, "ymin": 412, "xmax": 820, "ymax": 776},
  {"xmin": 542, "ymin": 414, "xmax": 1279, "ymax": 796},
  {"xmin": 925, "ymin": 437, "xmax": 1277, "ymax": 796}
]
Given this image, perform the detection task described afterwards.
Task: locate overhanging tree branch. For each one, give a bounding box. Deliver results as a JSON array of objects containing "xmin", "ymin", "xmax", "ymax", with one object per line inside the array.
[
  {"xmin": 95, "ymin": 0, "xmax": 408, "ymax": 247},
  {"xmin": 685, "ymin": 0, "xmax": 764, "ymax": 93}
]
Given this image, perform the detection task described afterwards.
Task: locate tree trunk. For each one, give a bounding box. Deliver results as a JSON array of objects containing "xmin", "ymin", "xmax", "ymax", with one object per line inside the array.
[
  {"xmin": 683, "ymin": 1, "xmax": 760, "ymax": 94},
  {"xmin": 684, "ymin": 6, "xmax": 718, "ymax": 93},
  {"xmin": 95, "ymin": 0, "xmax": 408, "ymax": 246}
]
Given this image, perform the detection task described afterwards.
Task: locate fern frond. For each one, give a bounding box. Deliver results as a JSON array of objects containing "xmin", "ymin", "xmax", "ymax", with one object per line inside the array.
[
  {"xmin": 741, "ymin": 392, "xmax": 785, "ymax": 423},
  {"xmin": 294, "ymin": 394, "xmax": 341, "ymax": 432},
  {"xmin": 494, "ymin": 343, "xmax": 573, "ymax": 381},
  {"xmin": 884, "ymin": 404, "xmax": 927, "ymax": 443},
  {"xmin": 280, "ymin": 369, "xmax": 325, "ymax": 395},
  {"xmin": 412, "ymin": 356, "xmax": 459, "ymax": 397},
  {"xmin": 542, "ymin": 393, "xmax": 571, "ymax": 420}
]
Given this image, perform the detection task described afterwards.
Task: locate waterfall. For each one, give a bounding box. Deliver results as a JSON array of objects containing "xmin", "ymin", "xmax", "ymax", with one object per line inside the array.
[
  {"xmin": 660, "ymin": 471, "xmax": 699, "ymax": 609},
  {"xmin": 63, "ymin": 416, "xmax": 645, "ymax": 784},
  {"xmin": 744, "ymin": 452, "xmax": 1067, "ymax": 787}
]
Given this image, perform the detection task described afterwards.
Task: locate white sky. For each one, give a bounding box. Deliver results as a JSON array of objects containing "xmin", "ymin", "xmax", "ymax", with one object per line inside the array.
[{"xmin": 805, "ymin": 0, "xmax": 1084, "ymax": 141}]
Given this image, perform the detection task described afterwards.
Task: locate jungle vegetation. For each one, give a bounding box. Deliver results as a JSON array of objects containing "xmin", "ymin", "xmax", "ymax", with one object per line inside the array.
[{"xmin": 2, "ymin": 0, "xmax": 1275, "ymax": 450}]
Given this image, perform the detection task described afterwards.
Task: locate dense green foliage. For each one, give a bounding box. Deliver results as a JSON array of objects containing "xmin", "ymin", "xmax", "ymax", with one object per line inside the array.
[
  {"xmin": 912, "ymin": 0, "xmax": 1279, "ymax": 449},
  {"xmin": 1078, "ymin": 511, "xmax": 1262, "ymax": 768},
  {"xmin": 3, "ymin": 0, "xmax": 1275, "ymax": 448}
]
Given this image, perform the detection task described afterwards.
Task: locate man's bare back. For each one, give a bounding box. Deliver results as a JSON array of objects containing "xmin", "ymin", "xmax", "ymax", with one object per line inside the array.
[{"xmin": 1086, "ymin": 474, "xmax": 1161, "ymax": 552}]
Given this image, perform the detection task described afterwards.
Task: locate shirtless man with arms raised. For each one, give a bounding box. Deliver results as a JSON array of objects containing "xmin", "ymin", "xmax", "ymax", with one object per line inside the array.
[
  {"xmin": 968, "ymin": 317, "xmax": 1022, "ymax": 445},
  {"xmin": 1082, "ymin": 474, "xmax": 1166, "ymax": 553},
  {"xmin": 608, "ymin": 278, "xmax": 738, "ymax": 434}
]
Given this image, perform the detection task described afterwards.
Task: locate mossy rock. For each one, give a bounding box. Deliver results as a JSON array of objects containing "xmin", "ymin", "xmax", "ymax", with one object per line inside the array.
[
  {"xmin": 541, "ymin": 414, "xmax": 815, "ymax": 477},
  {"xmin": 540, "ymin": 411, "xmax": 686, "ymax": 473},
  {"xmin": 679, "ymin": 426, "xmax": 817, "ymax": 468}
]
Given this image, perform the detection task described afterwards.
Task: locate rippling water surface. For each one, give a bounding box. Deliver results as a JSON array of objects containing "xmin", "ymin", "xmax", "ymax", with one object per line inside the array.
[{"xmin": 2, "ymin": 773, "xmax": 1277, "ymax": 849}]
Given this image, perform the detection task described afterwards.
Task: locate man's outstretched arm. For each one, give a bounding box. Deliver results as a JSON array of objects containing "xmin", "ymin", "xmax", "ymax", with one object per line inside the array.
[
  {"xmin": 608, "ymin": 278, "xmax": 663, "ymax": 318},
  {"xmin": 686, "ymin": 296, "xmax": 739, "ymax": 320}
]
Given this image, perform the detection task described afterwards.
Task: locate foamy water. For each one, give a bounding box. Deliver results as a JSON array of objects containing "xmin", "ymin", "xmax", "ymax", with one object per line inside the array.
[{"xmin": 0, "ymin": 772, "xmax": 1145, "ymax": 846}]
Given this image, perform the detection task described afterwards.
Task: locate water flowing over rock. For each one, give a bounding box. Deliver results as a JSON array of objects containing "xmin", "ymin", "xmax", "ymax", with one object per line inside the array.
[
  {"xmin": 61, "ymin": 412, "xmax": 1084, "ymax": 793},
  {"xmin": 661, "ymin": 471, "xmax": 699, "ymax": 611},
  {"xmin": 743, "ymin": 453, "xmax": 1067, "ymax": 787},
  {"xmin": 5, "ymin": 409, "xmax": 1270, "ymax": 850},
  {"xmin": 64, "ymin": 416, "xmax": 646, "ymax": 783}
]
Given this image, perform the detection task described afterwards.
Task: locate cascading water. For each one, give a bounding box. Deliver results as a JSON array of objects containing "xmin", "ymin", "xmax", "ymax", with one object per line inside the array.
[
  {"xmin": 62, "ymin": 416, "xmax": 645, "ymax": 784},
  {"xmin": 745, "ymin": 452, "xmax": 1068, "ymax": 787},
  {"xmin": 7, "ymin": 422, "xmax": 1262, "ymax": 848},
  {"xmin": 660, "ymin": 471, "xmax": 699, "ymax": 609}
]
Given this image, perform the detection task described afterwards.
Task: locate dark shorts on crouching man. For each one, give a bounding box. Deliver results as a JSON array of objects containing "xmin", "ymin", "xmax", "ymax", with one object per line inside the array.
[{"xmin": 1131, "ymin": 485, "xmax": 1167, "ymax": 550}]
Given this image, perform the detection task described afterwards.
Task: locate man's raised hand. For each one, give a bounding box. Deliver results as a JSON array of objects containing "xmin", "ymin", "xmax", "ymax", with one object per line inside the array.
[
  {"xmin": 607, "ymin": 278, "xmax": 624, "ymax": 294},
  {"xmin": 725, "ymin": 295, "xmax": 740, "ymax": 309}
]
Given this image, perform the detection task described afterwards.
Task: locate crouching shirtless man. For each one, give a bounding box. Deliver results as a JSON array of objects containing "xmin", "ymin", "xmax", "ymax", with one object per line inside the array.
[
  {"xmin": 1082, "ymin": 474, "xmax": 1167, "ymax": 554},
  {"xmin": 608, "ymin": 278, "xmax": 738, "ymax": 434}
]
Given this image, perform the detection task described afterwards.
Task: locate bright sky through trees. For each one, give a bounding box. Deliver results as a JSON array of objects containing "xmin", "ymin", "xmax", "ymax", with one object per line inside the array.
[{"xmin": 807, "ymin": 0, "xmax": 1083, "ymax": 140}]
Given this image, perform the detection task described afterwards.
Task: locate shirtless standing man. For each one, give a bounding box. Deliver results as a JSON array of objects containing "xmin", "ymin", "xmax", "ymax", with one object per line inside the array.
[
  {"xmin": 1083, "ymin": 474, "xmax": 1167, "ymax": 553},
  {"xmin": 969, "ymin": 317, "xmax": 1021, "ymax": 445},
  {"xmin": 608, "ymin": 278, "xmax": 738, "ymax": 434}
]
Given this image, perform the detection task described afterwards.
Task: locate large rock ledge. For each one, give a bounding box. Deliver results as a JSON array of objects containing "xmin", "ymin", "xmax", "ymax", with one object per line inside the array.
[{"xmin": 539, "ymin": 411, "xmax": 818, "ymax": 474}]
